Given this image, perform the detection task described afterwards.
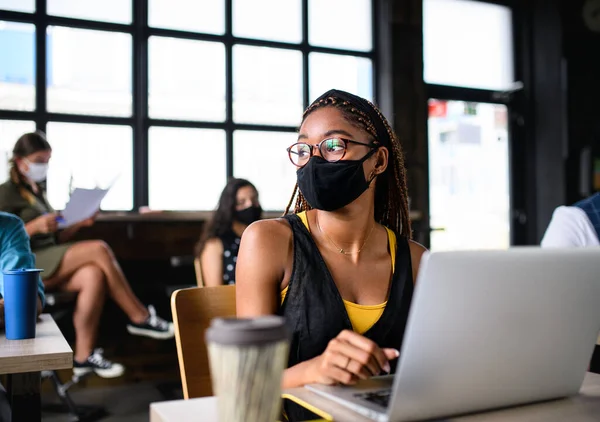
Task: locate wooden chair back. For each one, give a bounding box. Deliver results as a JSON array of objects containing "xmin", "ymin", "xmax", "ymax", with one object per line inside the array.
[{"xmin": 171, "ymin": 285, "xmax": 236, "ymax": 399}]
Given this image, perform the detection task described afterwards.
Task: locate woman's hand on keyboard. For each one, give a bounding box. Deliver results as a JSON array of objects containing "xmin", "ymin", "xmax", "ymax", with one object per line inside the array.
[{"xmin": 305, "ymin": 330, "xmax": 400, "ymax": 385}]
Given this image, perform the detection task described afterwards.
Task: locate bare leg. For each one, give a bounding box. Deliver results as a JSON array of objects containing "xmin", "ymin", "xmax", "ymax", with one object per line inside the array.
[
  {"xmin": 45, "ymin": 241, "xmax": 148, "ymax": 323},
  {"xmin": 46, "ymin": 265, "xmax": 107, "ymax": 362}
]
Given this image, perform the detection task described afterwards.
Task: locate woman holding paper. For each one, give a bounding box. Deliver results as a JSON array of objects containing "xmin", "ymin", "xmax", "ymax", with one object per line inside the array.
[{"xmin": 0, "ymin": 131, "xmax": 174, "ymax": 379}]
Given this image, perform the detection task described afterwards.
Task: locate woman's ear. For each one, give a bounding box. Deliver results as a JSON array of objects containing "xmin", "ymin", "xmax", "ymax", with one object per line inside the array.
[{"xmin": 374, "ymin": 147, "xmax": 389, "ymax": 175}]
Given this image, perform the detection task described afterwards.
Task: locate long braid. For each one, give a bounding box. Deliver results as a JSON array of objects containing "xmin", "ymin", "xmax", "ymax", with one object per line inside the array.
[{"xmin": 284, "ymin": 96, "xmax": 412, "ymax": 239}]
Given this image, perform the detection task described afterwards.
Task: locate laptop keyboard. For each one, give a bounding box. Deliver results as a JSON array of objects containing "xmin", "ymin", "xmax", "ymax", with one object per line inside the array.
[{"xmin": 354, "ymin": 389, "xmax": 391, "ymax": 408}]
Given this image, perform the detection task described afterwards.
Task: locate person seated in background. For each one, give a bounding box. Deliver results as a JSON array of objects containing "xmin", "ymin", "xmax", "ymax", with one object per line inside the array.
[
  {"xmin": 195, "ymin": 178, "xmax": 262, "ymax": 286},
  {"xmin": 541, "ymin": 191, "xmax": 600, "ymax": 247},
  {"xmin": 235, "ymin": 89, "xmax": 427, "ymax": 413},
  {"xmin": 0, "ymin": 131, "xmax": 173, "ymax": 379},
  {"xmin": 541, "ymin": 191, "xmax": 600, "ymax": 373},
  {"xmin": 0, "ymin": 211, "xmax": 46, "ymax": 421}
]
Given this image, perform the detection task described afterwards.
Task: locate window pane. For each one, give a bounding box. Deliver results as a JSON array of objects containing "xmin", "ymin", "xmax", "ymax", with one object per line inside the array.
[
  {"xmin": 149, "ymin": 37, "xmax": 225, "ymax": 121},
  {"xmin": 48, "ymin": 0, "xmax": 132, "ymax": 24},
  {"xmin": 0, "ymin": 120, "xmax": 36, "ymax": 183},
  {"xmin": 0, "ymin": 0, "xmax": 34, "ymax": 13},
  {"xmin": 424, "ymin": 0, "xmax": 514, "ymax": 90},
  {"xmin": 309, "ymin": 53, "xmax": 372, "ymax": 103},
  {"xmin": 308, "ymin": 0, "xmax": 372, "ymax": 52},
  {"xmin": 46, "ymin": 27, "xmax": 132, "ymax": 116},
  {"xmin": 149, "ymin": 127, "xmax": 226, "ymax": 210},
  {"xmin": 233, "ymin": 0, "xmax": 301, "ymax": 43},
  {"xmin": 428, "ymin": 100, "xmax": 510, "ymax": 251},
  {"xmin": 149, "ymin": 0, "xmax": 225, "ymax": 34},
  {"xmin": 233, "ymin": 131, "xmax": 298, "ymax": 211},
  {"xmin": 233, "ymin": 46, "xmax": 303, "ymax": 126},
  {"xmin": 0, "ymin": 21, "xmax": 35, "ymax": 111},
  {"xmin": 46, "ymin": 123, "xmax": 133, "ymax": 211}
]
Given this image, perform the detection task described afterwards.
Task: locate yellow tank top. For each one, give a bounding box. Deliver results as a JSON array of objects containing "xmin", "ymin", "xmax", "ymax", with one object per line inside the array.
[{"xmin": 280, "ymin": 211, "xmax": 396, "ymax": 334}]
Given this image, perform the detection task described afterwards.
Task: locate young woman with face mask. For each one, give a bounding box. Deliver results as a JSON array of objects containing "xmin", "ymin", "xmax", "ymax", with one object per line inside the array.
[
  {"xmin": 0, "ymin": 131, "xmax": 174, "ymax": 379},
  {"xmin": 195, "ymin": 178, "xmax": 262, "ymax": 286},
  {"xmin": 236, "ymin": 90, "xmax": 427, "ymax": 399}
]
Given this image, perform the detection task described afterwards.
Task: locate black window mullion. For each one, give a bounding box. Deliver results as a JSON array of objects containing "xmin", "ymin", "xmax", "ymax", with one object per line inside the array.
[
  {"xmin": 225, "ymin": 0, "xmax": 233, "ymax": 179},
  {"xmin": 371, "ymin": 0, "xmax": 379, "ymax": 105},
  {"xmin": 302, "ymin": 0, "xmax": 309, "ymax": 108},
  {"xmin": 35, "ymin": 0, "xmax": 47, "ymax": 131},
  {"xmin": 133, "ymin": 0, "xmax": 149, "ymax": 208}
]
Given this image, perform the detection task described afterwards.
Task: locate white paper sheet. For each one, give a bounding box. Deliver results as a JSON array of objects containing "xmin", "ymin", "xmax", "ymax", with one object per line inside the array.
[{"xmin": 58, "ymin": 188, "xmax": 109, "ymax": 228}]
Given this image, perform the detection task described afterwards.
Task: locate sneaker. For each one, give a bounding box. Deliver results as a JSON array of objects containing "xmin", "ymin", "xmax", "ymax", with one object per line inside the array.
[
  {"xmin": 73, "ymin": 348, "xmax": 125, "ymax": 379},
  {"xmin": 126, "ymin": 305, "xmax": 174, "ymax": 340}
]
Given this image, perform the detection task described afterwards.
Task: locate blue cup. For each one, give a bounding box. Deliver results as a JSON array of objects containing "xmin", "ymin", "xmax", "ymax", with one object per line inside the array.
[{"xmin": 3, "ymin": 269, "xmax": 43, "ymax": 340}]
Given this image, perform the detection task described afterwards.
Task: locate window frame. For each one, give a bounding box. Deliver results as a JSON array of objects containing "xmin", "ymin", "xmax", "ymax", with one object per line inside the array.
[
  {"xmin": 423, "ymin": 0, "xmax": 530, "ymax": 247},
  {"xmin": 0, "ymin": 0, "xmax": 378, "ymax": 211}
]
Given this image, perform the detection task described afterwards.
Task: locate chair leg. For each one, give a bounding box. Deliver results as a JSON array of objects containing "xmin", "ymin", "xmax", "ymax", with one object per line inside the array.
[{"xmin": 42, "ymin": 371, "xmax": 108, "ymax": 422}]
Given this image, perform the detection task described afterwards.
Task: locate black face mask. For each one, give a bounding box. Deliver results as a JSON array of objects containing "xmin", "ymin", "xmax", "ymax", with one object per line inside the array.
[
  {"xmin": 297, "ymin": 151, "xmax": 376, "ymax": 211},
  {"xmin": 235, "ymin": 205, "xmax": 262, "ymax": 225}
]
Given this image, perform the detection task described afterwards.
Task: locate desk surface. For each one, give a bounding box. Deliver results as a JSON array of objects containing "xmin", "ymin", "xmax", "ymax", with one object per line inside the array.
[
  {"xmin": 0, "ymin": 314, "xmax": 73, "ymax": 374},
  {"xmin": 150, "ymin": 372, "xmax": 600, "ymax": 422}
]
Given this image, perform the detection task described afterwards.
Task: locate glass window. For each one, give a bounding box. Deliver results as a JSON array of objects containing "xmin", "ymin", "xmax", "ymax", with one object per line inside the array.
[
  {"xmin": 48, "ymin": 0, "xmax": 132, "ymax": 24},
  {"xmin": 148, "ymin": 127, "xmax": 226, "ymax": 210},
  {"xmin": 148, "ymin": 37, "xmax": 226, "ymax": 121},
  {"xmin": 45, "ymin": 122, "xmax": 133, "ymax": 211},
  {"xmin": 423, "ymin": 0, "xmax": 514, "ymax": 90},
  {"xmin": 233, "ymin": 130, "xmax": 298, "ymax": 211},
  {"xmin": 233, "ymin": 45, "xmax": 303, "ymax": 126},
  {"xmin": 428, "ymin": 100, "xmax": 510, "ymax": 251},
  {"xmin": 308, "ymin": 0, "xmax": 372, "ymax": 52},
  {"xmin": 309, "ymin": 53, "xmax": 373, "ymax": 102},
  {"xmin": 0, "ymin": 0, "xmax": 34, "ymax": 13},
  {"xmin": 0, "ymin": 21, "xmax": 35, "ymax": 111},
  {"xmin": 233, "ymin": 0, "xmax": 302, "ymax": 43},
  {"xmin": 0, "ymin": 120, "xmax": 36, "ymax": 183},
  {"xmin": 149, "ymin": 0, "xmax": 225, "ymax": 35},
  {"xmin": 46, "ymin": 27, "xmax": 132, "ymax": 117}
]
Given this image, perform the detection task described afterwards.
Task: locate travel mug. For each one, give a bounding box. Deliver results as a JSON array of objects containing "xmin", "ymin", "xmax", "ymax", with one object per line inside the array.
[
  {"xmin": 205, "ymin": 316, "xmax": 290, "ymax": 422},
  {"xmin": 3, "ymin": 269, "xmax": 42, "ymax": 340}
]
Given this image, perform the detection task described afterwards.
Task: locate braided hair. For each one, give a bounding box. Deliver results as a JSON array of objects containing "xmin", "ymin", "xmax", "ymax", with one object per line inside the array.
[{"xmin": 284, "ymin": 95, "xmax": 412, "ymax": 239}]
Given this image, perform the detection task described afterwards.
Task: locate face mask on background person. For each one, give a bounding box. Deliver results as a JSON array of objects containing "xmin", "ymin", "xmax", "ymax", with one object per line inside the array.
[
  {"xmin": 235, "ymin": 205, "xmax": 262, "ymax": 225},
  {"xmin": 23, "ymin": 159, "xmax": 49, "ymax": 182}
]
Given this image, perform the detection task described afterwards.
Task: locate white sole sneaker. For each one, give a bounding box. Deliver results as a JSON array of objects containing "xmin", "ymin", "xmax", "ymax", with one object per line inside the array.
[
  {"xmin": 73, "ymin": 363, "xmax": 125, "ymax": 379},
  {"xmin": 126, "ymin": 323, "xmax": 174, "ymax": 340}
]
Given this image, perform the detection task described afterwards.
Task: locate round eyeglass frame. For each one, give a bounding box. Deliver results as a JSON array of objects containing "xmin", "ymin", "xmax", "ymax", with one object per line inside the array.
[{"xmin": 286, "ymin": 137, "xmax": 378, "ymax": 168}]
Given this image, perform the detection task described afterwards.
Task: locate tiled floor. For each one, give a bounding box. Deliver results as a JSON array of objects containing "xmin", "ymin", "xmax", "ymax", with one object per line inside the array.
[{"xmin": 42, "ymin": 381, "xmax": 182, "ymax": 422}]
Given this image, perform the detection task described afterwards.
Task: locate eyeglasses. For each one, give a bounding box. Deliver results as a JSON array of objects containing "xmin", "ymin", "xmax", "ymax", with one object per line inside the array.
[{"xmin": 287, "ymin": 137, "xmax": 378, "ymax": 168}]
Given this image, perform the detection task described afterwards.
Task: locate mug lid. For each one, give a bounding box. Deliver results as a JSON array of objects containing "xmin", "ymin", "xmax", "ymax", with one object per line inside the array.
[
  {"xmin": 3, "ymin": 268, "xmax": 44, "ymax": 275},
  {"xmin": 205, "ymin": 316, "xmax": 290, "ymax": 346}
]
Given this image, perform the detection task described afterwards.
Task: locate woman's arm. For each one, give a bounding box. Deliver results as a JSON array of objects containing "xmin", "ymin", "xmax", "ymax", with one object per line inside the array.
[
  {"xmin": 236, "ymin": 219, "xmax": 291, "ymax": 316},
  {"xmin": 24, "ymin": 213, "xmax": 58, "ymax": 238},
  {"xmin": 57, "ymin": 214, "xmax": 96, "ymax": 243},
  {"xmin": 200, "ymin": 238, "xmax": 225, "ymax": 287},
  {"xmin": 1, "ymin": 215, "xmax": 46, "ymax": 309},
  {"xmin": 408, "ymin": 240, "xmax": 428, "ymax": 284}
]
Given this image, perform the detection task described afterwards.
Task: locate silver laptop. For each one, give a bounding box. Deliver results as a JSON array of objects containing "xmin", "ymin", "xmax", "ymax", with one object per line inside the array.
[{"xmin": 306, "ymin": 248, "xmax": 600, "ymax": 421}]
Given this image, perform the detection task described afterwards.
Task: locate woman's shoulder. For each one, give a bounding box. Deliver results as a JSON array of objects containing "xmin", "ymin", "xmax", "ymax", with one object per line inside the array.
[
  {"xmin": 0, "ymin": 211, "xmax": 24, "ymax": 228},
  {"xmin": 244, "ymin": 217, "xmax": 293, "ymax": 239},
  {"xmin": 240, "ymin": 217, "xmax": 294, "ymax": 251},
  {"xmin": 0, "ymin": 180, "xmax": 24, "ymax": 209},
  {"xmin": 0, "ymin": 179, "xmax": 19, "ymax": 196}
]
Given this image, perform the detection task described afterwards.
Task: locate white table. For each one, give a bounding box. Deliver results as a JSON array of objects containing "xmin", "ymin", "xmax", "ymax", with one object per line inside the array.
[
  {"xmin": 150, "ymin": 372, "xmax": 600, "ymax": 422},
  {"xmin": 0, "ymin": 314, "xmax": 73, "ymax": 422}
]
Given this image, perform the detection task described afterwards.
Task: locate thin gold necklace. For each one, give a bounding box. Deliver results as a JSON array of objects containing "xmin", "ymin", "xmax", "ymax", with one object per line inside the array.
[{"xmin": 316, "ymin": 215, "xmax": 376, "ymax": 255}]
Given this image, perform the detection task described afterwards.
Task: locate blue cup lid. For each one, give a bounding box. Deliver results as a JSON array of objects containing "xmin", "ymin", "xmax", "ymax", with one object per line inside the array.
[{"xmin": 3, "ymin": 268, "xmax": 44, "ymax": 275}]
